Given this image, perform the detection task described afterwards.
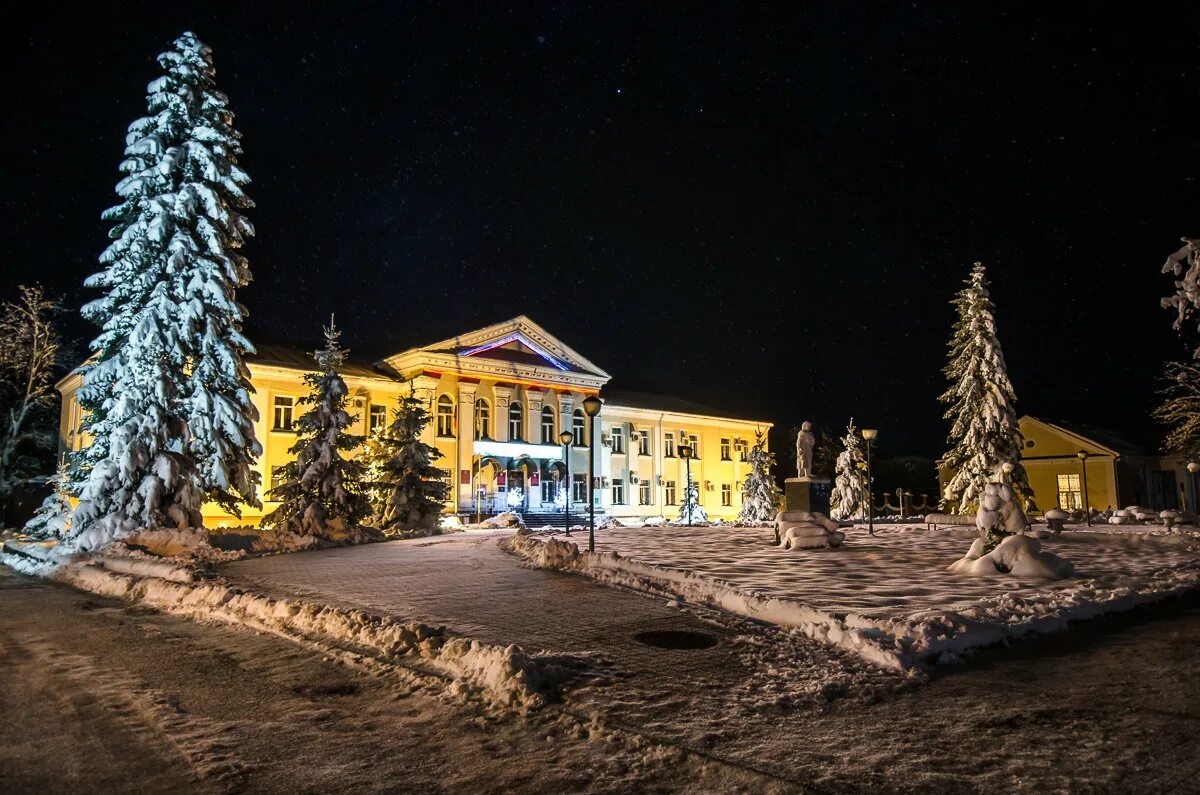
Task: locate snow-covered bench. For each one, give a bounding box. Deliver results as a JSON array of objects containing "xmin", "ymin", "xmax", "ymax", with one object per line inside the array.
[
  {"xmin": 925, "ymin": 513, "xmax": 975, "ymax": 531},
  {"xmin": 773, "ymin": 510, "xmax": 845, "ymax": 550}
]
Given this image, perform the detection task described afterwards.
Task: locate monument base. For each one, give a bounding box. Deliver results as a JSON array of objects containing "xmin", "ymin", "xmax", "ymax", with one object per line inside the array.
[{"xmin": 785, "ymin": 477, "xmax": 831, "ymax": 514}]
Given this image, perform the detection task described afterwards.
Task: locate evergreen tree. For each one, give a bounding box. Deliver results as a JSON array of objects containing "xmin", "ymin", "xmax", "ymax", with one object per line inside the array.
[
  {"xmin": 1161, "ymin": 237, "xmax": 1200, "ymax": 358},
  {"xmin": 358, "ymin": 426, "xmax": 394, "ymax": 522},
  {"xmin": 1155, "ymin": 362, "xmax": 1200, "ymax": 460},
  {"xmin": 829, "ymin": 419, "xmax": 868, "ymax": 520},
  {"xmin": 25, "ymin": 461, "xmax": 74, "ymax": 539},
  {"xmin": 70, "ymin": 32, "xmax": 259, "ymax": 550},
  {"xmin": 738, "ymin": 428, "xmax": 782, "ymax": 523},
  {"xmin": 378, "ymin": 385, "xmax": 449, "ymax": 537},
  {"xmin": 677, "ymin": 475, "xmax": 709, "ymax": 525},
  {"xmin": 264, "ymin": 319, "xmax": 370, "ymax": 535},
  {"xmin": 938, "ymin": 263, "xmax": 1031, "ymax": 513}
]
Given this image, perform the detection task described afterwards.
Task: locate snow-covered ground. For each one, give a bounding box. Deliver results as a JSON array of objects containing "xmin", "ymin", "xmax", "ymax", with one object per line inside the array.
[{"xmin": 507, "ymin": 522, "xmax": 1200, "ymax": 669}]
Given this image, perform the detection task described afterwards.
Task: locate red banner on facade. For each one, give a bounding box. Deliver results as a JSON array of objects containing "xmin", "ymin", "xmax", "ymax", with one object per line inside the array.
[
  {"xmin": 530, "ymin": 472, "xmax": 540, "ymax": 486},
  {"xmin": 460, "ymin": 469, "xmax": 470, "ymax": 485}
]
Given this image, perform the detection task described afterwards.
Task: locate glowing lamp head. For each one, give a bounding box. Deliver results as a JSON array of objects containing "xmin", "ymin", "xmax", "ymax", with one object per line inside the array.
[
  {"xmin": 1077, "ymin": 450, "xmax": 1090, "ymax": 461},
  {"xmin": 1189, "ymin": 462, "xmax": 1199, "ymax": 474},
  {"xmin": 558, "ymin": 430, "xmax": 574, "ymax": 446},
  {"xmin": 678, "ymin": 444, "xmax": 693, "ymax": 460},
  {"xmin": 582, "ymin": 395, "xmax": 602, "ymax": 417},
  {"xmin": 862, "ymin": 428, "xmax": 878, "ymax": 441},
  {"xmin": 1002, "ymin": 462, "xmax": 1015, "ymax": 475}
]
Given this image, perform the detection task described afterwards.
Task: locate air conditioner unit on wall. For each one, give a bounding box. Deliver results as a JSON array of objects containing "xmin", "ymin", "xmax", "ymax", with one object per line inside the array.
[{"xmin": 629, "ymin": 473, "xmax": 639, "ymax": 484}]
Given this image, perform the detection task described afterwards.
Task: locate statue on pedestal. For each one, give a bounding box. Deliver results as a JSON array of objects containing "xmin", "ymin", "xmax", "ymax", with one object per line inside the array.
[{"xmin": 795, "ymin": 421, "xmax": 815, "ymax": 479}]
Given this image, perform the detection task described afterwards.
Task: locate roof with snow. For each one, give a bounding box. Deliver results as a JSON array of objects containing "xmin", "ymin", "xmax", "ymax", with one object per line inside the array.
[
  {"xmin": 600, "ymin": 387, "xmax": 765, "ymax": 423},
  {"xmin": 247, "ymin": 343, "xmax": 398, "ymax": 382}
]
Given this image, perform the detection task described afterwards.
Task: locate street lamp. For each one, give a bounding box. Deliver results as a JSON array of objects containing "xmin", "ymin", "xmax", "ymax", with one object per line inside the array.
[
  {"xmin": 679, "ymin": 443, "xmax": 694, "ymax": 524},
  {"xmin": 559, "ymin": 430, "xmax": 574, "ymax": 536},
  {"xmin": 862, "ymin": 428, "xmax": 878, "ymax": 536},
  {"xmin": 582, "ymin": 395, "xmax": 603, "ymax": 552},
  {"xmin": 1188, "ymin": 462, "xmax": 1199, "ymax": 515},
  {"xmin": 1077, "ymin": 450, "xmax": 1091, "ymax": 526}
]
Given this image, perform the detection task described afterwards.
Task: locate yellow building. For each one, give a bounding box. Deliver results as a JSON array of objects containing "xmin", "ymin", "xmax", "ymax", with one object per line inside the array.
[
  {"xmin": 57, "ymin": 316, "xmax": 772, "ymax": 526},
  {"xmin": 1017, "ymin": 416, "xmax": 1188, "ymax": 513}
]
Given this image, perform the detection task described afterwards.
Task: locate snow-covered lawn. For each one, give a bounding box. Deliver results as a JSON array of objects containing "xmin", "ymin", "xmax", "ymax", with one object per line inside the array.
[
  {"xmin": 507, "ymin": 522, "xmax": 1200, "ymax": 670},
  {"xmin": 580, "ymin": 523, "xmax": 1197, "ymax": 618}
]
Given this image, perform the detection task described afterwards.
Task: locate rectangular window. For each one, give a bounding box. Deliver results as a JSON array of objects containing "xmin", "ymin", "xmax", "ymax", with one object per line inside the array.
[
  {"xmin": 369, "ymin": 404, "xmax": 387, "ymax": 433},
  {"xmin": 612, "ymin": 477, "xmax": 625, "ymax": 505},
  {"xmin": 572, "ymin": 473, "xmax": 587, "ymax": 502},
  {"xmin": 611, "ymin": 426, "xmax": 625, "ymax": 454},
  {"xmin": 270, "ymin": 465, "xmax": 287, "ymax": 494},
  {"xmin": 721, "ymin": 484, "xmax": 732, "ymax": 507},
  {"xmin": 664, "ymin": 480, "xmax": 677, "ymax": 505},
  {"xmin": 688, "ymin": 434, "xmax": 700, "ymax": 459},
  {"xmin": 572, "ymin": 413, "xmax": 585, "ymax": 446},
  {"xmin": 637, "ymin": 430, "xmax": 650, "ymax": 456},
  {"xmin": 273, "ymin": 396, "xmax": 295, "ymax": 431},
  {"xmin": 720, "ymin": 438, "xmax": 731, "ymax": 461},
  {"xmin": 542, "ymin": 479, "xmax": 557, "ymax": 504},
  {"xmin": 735, "ymin": 439, "xmax": 748, "ymax": 461},
  {"xmin": 1057, "ymin": 473, "xmax": 1082, "ymax": 510},
  {"xmin": 639, "ymin": 480, "xmax": 652, "ymax": 505},
  {"xmin": 664, "ymin": 432, "xmax": 675, "ymax": 458}
]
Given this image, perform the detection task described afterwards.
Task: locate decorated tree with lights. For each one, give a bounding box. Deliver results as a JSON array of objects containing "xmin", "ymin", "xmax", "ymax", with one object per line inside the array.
[
  {"xmin": 264, "ymin": 319, "xmax": 370, "ymax": 535},
  {"xmin": 358, "ymin": 425, "xmax": 395, "ymax": 522},
  {"xmin": 938, "ymin": 262, "xmax": 1031, "ymax": 513},
  {"xmin": 738, "ymin": 428, "xmax": 782, "ymax": 523},
  {"xmin": 378, "ymin": 386, "xmax": 449, "ymax": 537},
  {"xmin": 677, "ymin": 475, "xmax": 709, "ymax": 525},
  {"xmin": 829, "ymin": 419, "xmax": 868, "ymax": 520},
  {"xmin": 70, "ymin": 32, "xmax": 261, "ymax": 550}
]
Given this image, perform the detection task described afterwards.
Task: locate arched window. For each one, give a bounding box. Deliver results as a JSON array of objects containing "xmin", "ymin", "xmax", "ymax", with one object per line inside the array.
[
  {"xmin": 474, "ymin": 398, "xmax": 490, "ymax": 440},
  {"xmin": 436, "ymin": 395, "xmax": 454, "ymax": 437},
  {"xmin": 509, "ymin": 402, "xmax": 523, "ymax": 441},
  {"xmin": 541, "ymin": 406, "xmax": 556, "ymax": 444},
  {"xmin": 573, "ymin": 409, "xmax": 586, "ymax": 446}
]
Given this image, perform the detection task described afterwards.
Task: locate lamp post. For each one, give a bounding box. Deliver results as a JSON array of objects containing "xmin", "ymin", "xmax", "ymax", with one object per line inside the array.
[
  {"xmin": 1188, "ymin": 462, "xmax": 1199, "ymax": 515},
  {"xmin": 1077, "ymin": 450, "xmax": 1091, "ymax": 526},
  {"xmin": 679, "ymin": 443, "xmax": 694, "ymax": 524},
  {"xmin": 582, "ymin": 396, "xmax": 603, "ymax": 552},
  {"xmin": 862, "ymin": 428, "xmax": 878, "ymax": 536},
  {"xmin": 559, "ymin": 430, "xmax": 574, "ymax": 536}
]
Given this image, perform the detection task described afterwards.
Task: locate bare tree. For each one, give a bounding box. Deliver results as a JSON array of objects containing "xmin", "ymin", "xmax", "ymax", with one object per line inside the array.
[
  {"xmin": 0, "ymin": 285, "xmax": 61, "ymax": 511},
  {"xmin": 1155, "ymin": 362, "xmax": 1200, "ymax": 460}
]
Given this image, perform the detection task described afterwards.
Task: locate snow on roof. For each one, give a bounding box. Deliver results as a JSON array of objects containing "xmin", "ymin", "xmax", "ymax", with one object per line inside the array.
[
  {"xmin": 247, "ymin": 343, "xmax": 398, "ymax": 382},
  {"xmin": 1027, "ymin": 416, "xmax": 1151, "ymax": 457},
  {"xmin": 600, "ymin": 387, "xmax": 768, "ymax": 424}
]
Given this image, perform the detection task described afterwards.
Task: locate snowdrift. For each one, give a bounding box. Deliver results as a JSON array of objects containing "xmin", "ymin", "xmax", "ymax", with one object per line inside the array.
[{"xmin": 949, "ymin": 534, "xmax": 1074, "ymax": 579}]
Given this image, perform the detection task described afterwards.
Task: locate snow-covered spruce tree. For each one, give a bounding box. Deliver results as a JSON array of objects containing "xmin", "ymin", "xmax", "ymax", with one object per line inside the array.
[
  {"xmin": 358, "ymin": 426, "xmax": 394, "ymax": 523},
  {"xmin": 678, "ymin": 475, "xmax": 709, "ymax": 525},
  {"xmin": 378, "ymin": 386, "xmax": 449, "ymax": 537},
  {"xmin": 938, "ymin": 262, "xmax": 1031, "ymax": 513},
  {"xmin": 70, "ymin": 32, "xmax": 260, "ymax": 550},
  {"xmin": 264, "ymin": 319, "xmax": 370, "ymax": 536},
  {"xmin": 829, "ymin": 419, "xmax": 867, "ymax": 520},
  {"xmin": 738, "ymin": 428, "xmax": 782, "ymax": 523},
  {"xmin": 25, "ymin": 461, "xmax": 74, "ymax": 539},
  {"xmin": 1155, "ymin": 362, "xmax": 1200, "ymax": 461}
]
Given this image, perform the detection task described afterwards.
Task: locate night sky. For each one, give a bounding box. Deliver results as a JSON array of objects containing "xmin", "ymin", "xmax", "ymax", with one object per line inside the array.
[{"xmin": 3, "ymin": 3, "xmax": 1198, "ymax": 465}]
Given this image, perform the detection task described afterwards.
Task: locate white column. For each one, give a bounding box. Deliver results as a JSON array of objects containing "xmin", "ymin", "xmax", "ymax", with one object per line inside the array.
[
  {"xmin": 492, "ymin": 385, "xmax": 513, "ymax": 442},
  {"xmin": 457, "ymin": 383, "xmax": 478, "ymax": 511}
]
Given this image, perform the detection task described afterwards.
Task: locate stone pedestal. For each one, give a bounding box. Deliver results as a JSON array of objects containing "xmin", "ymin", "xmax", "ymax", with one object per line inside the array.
[{"xmin": 785, "ymin": 477, "xmax": 831, "ymax": 514}]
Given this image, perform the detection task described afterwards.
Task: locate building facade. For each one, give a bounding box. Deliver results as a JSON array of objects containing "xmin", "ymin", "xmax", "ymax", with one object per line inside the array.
[{"xmin": 57, "ymin": 316, "xmax": 772, "ymax": 527}]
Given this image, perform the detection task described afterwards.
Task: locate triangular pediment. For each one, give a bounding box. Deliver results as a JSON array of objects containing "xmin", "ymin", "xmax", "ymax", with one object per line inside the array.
[
  {"xmin": 1019, "ymin": 416, "xmax": 1120, "ymax": 458},
  {"xmin": 382, "ymin": 315, "xmax": 612, "ymax": 386}
]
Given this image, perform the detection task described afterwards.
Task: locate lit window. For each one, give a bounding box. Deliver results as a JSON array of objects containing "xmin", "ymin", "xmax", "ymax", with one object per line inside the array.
[
  {"xmin": 436, "ymin": 395, "xmax": 455, "ymax": 437},
  {"xmin": 664, "ymin": 480, "xmax": 677, "ymax": 505},
  {"xmin": 572, "ymin": 409, "xmax": 585, "ymax": 446},
  {"xmin": 637, "ymin": 429, "xmax": 650, "ymax": 456},
  {"xmin": 611, "ymin": 426, "xmax": 625, "ymax": 454},
  {"xmin": 369, "ymin": 404, "xmax": 387, "ymax": 434},
  {"xmin": 474, "ymin": 399, "xmax": 490, "ymax": 440},
  {"xmin": 273, "ymin": 396, "xmax": 295, "ymax": 431},
  {"xmin": 721, "ymin": 484, "xmax": 732, "ymax": 507},
  {"xmin": 720, "ymin": 438, "xmax": 731, "ymax": 461},
  {"xmin": 664, "ymin": 432, "xmax": 675, "ymax": 458},
  {"xmin": 270, "ymin": 465, "xmax": 287, "ymax": 494},
  {"xmin": 541, "ymin": 406, "xmax": 556, "ymax": 444},
  {"xmin": 612, "ymin": 476, "xmax": 625, "ymax": 505},
  {"xmin": 509, "ymin": 402, "xmax": 523, "ymax": 440},
  {"xmin": 735, "ymin": 439, "xmax": 748, "ymax": 461},
  {"xmin": 1056, "ymin": 473, "xmax": 1082, "ymax": 510},
  {"xmin": 688, "ymin": 434, "xmax": 700, "ymax": 458},
  {"xmin": 639, "ymin": 480, "xmax": 652, "ymax": 505}
]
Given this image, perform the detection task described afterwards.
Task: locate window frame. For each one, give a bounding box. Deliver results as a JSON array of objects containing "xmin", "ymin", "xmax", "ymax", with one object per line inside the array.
[
  {"xmin": 611, "ymin": 426, "xmax": 625, "ymax": 455},
  {"xmin": 611, "ymin": 476, "xmax": 625, "ymax": 505},
  {"xmin": 369, "ymin": 404, "xmax": 388, "ymax": 434},
  {"xmin": 663, "ymin": 432, "xmax": 675, "ymax": 458},
  {"xmin": 541, "ymin": 405, "xmax": 556, "ymax": 445},
  {"xmin": 720, "ymin": 438, "xmax": 731, "ymax": 461},
  {"xmin": 474, "ymin": 398, "xmax": 490, "ymax": 440},
  {"xmin": 436, "ymin": 395, "xmax": 455, "ymax": 437},
  {"xmin": 272, "ymin": 395, "xmax": 295, "ymax": 432},
  {"xmin": 508, "ymin": 401, "xmax": 523, "ymax": 441},
  {"xmin": 572, "ymin": 409, "xmax": 586, "ymax": 446},
  {"xmin": 637, "ymin": 429, "xmax": 650, "ymax": 456},
  {"xmin": 664, "ymin": 479, "xmax": 677, "ymax": 505},
  {"xmin": 721, "ymin": 483, "xmax": 732, "ymax": 507}
]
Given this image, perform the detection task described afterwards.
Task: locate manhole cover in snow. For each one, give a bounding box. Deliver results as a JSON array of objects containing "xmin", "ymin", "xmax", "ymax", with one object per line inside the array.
[{"xmin": 633, "ymin": 630, "xmax": 718, "ymax": 650}]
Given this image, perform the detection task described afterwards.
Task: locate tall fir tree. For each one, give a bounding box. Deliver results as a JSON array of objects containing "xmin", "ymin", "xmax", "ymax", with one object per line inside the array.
[
  {"xmin": 1161, "ymin": 237, "xmax": 1200, "ymax": 358},
  {"xmin": 378, "ymin": 386, "xmax": 449, "ymax": 537},
  {"xmin": 738, "ymin": 428, "xmax": 782, "ymax": 523},
  {"xmin": 829, "ymin": 419, "xmax": 868, "ymax": 520},
  {"xmin": 1157, "ymin": 239, "xmax": 1200, "ymax": 456},
  {"xmin": 264, "ymin": 319, "xmax": 370, "ymax": 535},
  {"xmin": 69, "ymin": 32, "xmax": 260, "ymax": 549},
  {"xmin": 938, "ymin": 262, "xmax": 1031, "ymax": 513}
]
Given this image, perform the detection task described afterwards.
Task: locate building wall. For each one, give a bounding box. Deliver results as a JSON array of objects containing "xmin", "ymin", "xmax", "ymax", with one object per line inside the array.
[{"xmin": 56, "ymin": 364, "xmax": 770, "ymax": 527}]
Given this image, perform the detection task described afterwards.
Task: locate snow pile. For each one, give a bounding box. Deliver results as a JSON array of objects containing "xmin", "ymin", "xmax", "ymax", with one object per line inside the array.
[
  {"xmin": 774, "ymin": 511, "xmax": 845, "ymax": 550},
  {"xmin": 975, "ymin": 481, "xmax": 1028, "ymax": 543},
  {"xmin": 49, "ymin": 557, "xmax": 566, "ymax": 711},
  {"xmin": 481, "ymin": 511, "xmax": 525, "ymax": 529},
  {"xmin": 948, "ymin": 534, "xmax": 1075, "ymax": 579}
]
